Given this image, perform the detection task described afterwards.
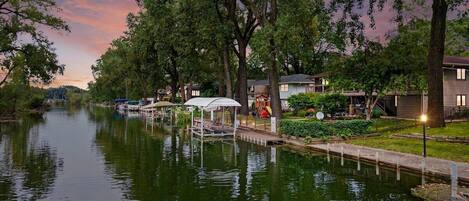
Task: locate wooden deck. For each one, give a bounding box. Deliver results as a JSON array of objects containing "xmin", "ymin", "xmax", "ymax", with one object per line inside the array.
[{"xmin": 237, "ymin": 130, "xmax": 284, "ymax": 146}]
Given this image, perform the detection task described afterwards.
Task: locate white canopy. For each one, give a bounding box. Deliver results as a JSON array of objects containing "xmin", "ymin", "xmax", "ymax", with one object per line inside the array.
[
  {"xmin": 141, "ymin": 101, "xmax": 176, "ymax": 109},
  {"xmin": 184, "ymin": 97, "xmax": 241, "ymax": 108}
]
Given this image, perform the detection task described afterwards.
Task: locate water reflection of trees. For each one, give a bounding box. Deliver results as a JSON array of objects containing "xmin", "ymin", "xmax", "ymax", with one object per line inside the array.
[
  {"xmin": 0, "ymin": 117, "xmax": 60, "ymax": 201},
  {"xmin": 92, "ymin": 109, "xmax": 422, "ymax": 201}
]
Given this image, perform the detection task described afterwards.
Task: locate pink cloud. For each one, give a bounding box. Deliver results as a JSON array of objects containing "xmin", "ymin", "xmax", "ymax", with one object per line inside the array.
[{"xmin": 46, "ymin": 0, "xmax": 139, "ymax": 88}]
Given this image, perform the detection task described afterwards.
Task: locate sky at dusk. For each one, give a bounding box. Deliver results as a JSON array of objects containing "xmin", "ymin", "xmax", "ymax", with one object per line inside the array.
[
  {"xmin": 47, "ymin": 0, "xmax": 139, "ymax": 89},
  {"xmin": 46, "ymin": 0, "xmax": 466, "ymax": 89}
]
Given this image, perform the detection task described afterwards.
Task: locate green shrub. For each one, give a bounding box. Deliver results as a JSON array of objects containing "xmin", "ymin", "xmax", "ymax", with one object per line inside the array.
[
  {"xmin": 280, "ymin": 120, "xmax": 332, "ymax": 138},
  {"xmin": 296, "ymin": 109, "xmax": 307, "ymax": 117},
  {"xmin": 287, "ymin": 93, "xmax": 317, "ymax": 113},
  {"xmin": 304, "ymin": 136, "xmax": 315, "ymax": 144},
  {"xmin": 315, "ymin": 93, "xmax": 347, "ymax": 116},
  {"xmin": 176, "ymin": 109, "xmax": 191, "ymax": 127},
  {"xmin": 280, "ymin": 119, "xmax": 372, "ymax": 138},
  {"xmin": 372, "ymin": 108, "xmax": 383, "ymax": 118},
  {"xmin": 333, "ymin": 119, "xmax": 373, "ymax": 135}
]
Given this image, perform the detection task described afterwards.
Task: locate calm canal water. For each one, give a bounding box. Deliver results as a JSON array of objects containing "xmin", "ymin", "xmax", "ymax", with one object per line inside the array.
[{"xmin": 0, "ymin": 107, "xmax": 426, "ymax": 200}]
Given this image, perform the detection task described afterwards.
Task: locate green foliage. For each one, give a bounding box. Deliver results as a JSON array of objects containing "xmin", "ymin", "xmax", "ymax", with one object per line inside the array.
[
  {"xmin": 0, "ymin": 77, "xmax": 46, "ymax": 117},
  {"xmin": 315, "ymin": 93, "xmax": 347, "ymax": 116},
  {"xmin": 175, "ymin": 108, "xmax": 191, "ymax": 127},
  {"xmin": 303, "ymin": 136, "xmax": 315, "ymax": 144},
  {"xmin": 287, "ymin": 93, "xmax": 317, "ymax": 113},
  {"xmin": 280, "ymin": 119, "xmax": 372, "ymax": 138},
  {"xmin": 372, "ymin": 108, "xmax": 383, "ymax": 118},
  {"xmin": 333, "ymin": 120, "xmax": 373, "ymax": 136},
  {"xmin": 0, "ymin": 0, "xmax": 69, "ymax": 86}
]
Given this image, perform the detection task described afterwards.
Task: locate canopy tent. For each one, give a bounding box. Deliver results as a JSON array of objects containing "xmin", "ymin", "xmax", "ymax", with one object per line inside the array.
[
  {"xmin": 184, "ymin": 97, "xmax": 241, "ymax": 138},
  {"xmin": 184, "ymin": 97, "xmax": 241, "ymax": 108}
]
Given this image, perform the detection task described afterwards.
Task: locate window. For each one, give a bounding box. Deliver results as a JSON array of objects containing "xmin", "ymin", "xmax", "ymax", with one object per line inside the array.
[
  {"xmin": 321, "ymin": 78, "xmax": 329, "ymax": 86},
  {"xmin": 192, "ymin": 90, "xmax": 200, "ymax": 96},
  {"xmin": 457, "ymin": 94, "xmax": 466, "ymax": 106},
  {"xmin": 457, "ymin": 69, "xmax": 466, "ymax": 80},
  {"xmin": 280, "ymin": 84, "xmax": 288, "ymax": 92}
]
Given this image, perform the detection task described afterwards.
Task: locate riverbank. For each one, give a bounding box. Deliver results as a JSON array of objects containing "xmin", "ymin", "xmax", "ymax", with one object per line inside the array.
[{"xmin": 237, "ymin": 126, "xmax": 469, "ymax": 186}]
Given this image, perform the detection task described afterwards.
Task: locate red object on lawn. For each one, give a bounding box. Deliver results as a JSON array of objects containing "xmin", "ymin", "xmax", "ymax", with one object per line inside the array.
[{"xmin": 259, "ymin": 109, "xmax": 270, "ymax": 118}]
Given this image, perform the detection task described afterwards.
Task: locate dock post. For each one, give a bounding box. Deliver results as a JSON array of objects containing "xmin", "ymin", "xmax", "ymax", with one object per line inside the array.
[
  {"xmin": 451, "ymin": 162, "xmax": 458, "ymax": 200},
  {"xmin": 396, "ymin": 157, "xmax": 400, "ymax": 181}
]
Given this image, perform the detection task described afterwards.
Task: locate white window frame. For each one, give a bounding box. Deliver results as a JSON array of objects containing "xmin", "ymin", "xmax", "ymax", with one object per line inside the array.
[
  {"xmin": 456, "ymin": 68, "xmax": 466, "ymax": 80},
  {"xmin": 280, "ymin": 84, "xmax": 289, "ymax": 92},
  {"xmin": 457, "ymin": 94, "xmax": 466, "ymax": 106},
  {"xmin": 192, "ymin": 90, "xmax": 200, "ymax": 97},
  {"xmin": 321, "ymin": 78, "xmax": 329, "ymax": 86}
]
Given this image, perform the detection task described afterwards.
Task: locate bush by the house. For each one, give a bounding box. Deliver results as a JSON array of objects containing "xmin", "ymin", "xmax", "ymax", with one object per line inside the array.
[
  {"xmin": 372, "ymin": 108, "xmax": 383, "ymax": 118},
  {"xmin": 280, "ymin": 120, "xmax": 333, "ymax": 138},
  {"xmin": 287, "ymin": 93, "xmax": 317, "ymax": 114},
  {"xmin": 315, "ymin": 93, "xmax": 348, "ymax": 116},
  {"xmin": 333, "ymin": 119, "xmax": 373, "ymax": 135},
  {"xmin": 280, "ymin": 119, "xmax": 372, "ymax": 138}
]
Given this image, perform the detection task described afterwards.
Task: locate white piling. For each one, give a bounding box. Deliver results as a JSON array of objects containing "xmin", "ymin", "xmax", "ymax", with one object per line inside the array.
[
  {"xmin": 396, "ymin": 157, "xmax": 400, "ymax": 181},
  {"xmin": 375, "ymin": 152, "xmax": 379, "ymax": 164},
  {"xmin": 451, "ymin": 162, "xmax": 458, "ymax": 200}
]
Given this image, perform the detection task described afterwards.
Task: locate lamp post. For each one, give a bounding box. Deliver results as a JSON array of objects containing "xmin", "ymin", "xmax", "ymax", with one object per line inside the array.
[{"xmin": 420, "ymin": 114, "xmax": 428, "ymax": 158}]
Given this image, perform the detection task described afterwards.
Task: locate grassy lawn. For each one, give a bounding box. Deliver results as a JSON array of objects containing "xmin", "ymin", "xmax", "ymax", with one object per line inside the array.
[
  {"xmin": 349, "ymin": 134, "xmax": 469, "ymax": 163},
  {"xmin": 370, "ymin": 118, "xmax": 417, "ymax": 133},
  {"xmin": 396, "ymin": 121, "xmax": 469, "ymax": 137},
  {"xmin": 348, "ymin": 119, "xmax": 469, "ymax": 163}
]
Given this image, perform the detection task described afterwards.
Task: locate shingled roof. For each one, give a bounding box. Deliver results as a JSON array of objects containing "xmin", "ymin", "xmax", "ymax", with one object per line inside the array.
[
  {"xmin": 443, "ymin": 56, "xmax": 469, "ymax": 67},
  {"xmin": 249, "ymin": 74, "xmax": 314, "ymax": 86}
]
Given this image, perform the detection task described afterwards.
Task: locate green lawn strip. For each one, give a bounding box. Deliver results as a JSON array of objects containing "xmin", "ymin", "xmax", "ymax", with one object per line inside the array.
[
  {"xmin": 370, "ymin": 118, "xmax": 417, "ymax": 133},
  {"xmin": 397, "ymin": 121, "xmax": 469, "ymax": 138},
  {"xmin": 349, "ymin": 135, "xmax": 469, "ymax": 163}
]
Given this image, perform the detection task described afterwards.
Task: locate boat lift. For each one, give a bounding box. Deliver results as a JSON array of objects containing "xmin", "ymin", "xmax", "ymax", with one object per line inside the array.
[{"xmin": 184, "ymin": 97, "xmax": 241, "ymax": 138}]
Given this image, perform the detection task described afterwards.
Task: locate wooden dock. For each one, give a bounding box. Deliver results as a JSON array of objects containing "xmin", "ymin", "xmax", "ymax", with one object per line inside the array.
[{"xmin": 237, "ymin": 130, "xmax": 284, "ymax": 146}]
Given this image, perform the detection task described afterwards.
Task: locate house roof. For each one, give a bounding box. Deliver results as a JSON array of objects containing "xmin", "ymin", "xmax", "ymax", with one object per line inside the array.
[
  {"xmin": 443, "ymin": 56, "xmax": 469, "ymax": 67},
  {"xmin": 280, "ymin": 74, "xmax": 314, "ymax": 83},
  {"xmin": 249, "ymin": 74, "xmax": 314, "ymax": 86}
]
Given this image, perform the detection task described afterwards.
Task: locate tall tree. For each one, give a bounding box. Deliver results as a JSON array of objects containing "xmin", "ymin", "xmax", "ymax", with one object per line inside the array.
[
  {"xmin": 0, "ymin": 0, "xmax": 69, "ymax": 86},
  {"xmin": 225, "ymin": 0, "xmax": 259, "ymax": 115},
  {"xmin": 330, "ymin": 0, "xmax": 469, "ymax": 127}
]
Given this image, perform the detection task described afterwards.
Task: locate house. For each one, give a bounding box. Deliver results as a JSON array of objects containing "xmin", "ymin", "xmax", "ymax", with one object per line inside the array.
[
  {"xmin": 310, "ymin": 56, "xmax": 469, "ymax": 119},
  {"xmin": 395, "ymin": 56, "xmax": 469, "ymax": 119},
  {"xmin": 248, "ymin": 74, "xmax": 315, "ymax": 109}
]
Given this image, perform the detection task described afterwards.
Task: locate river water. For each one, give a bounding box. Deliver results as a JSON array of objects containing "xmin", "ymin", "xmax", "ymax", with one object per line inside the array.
[{"xmin": 0, "ymin": 107, "xmax": 425, "ymax": 200}]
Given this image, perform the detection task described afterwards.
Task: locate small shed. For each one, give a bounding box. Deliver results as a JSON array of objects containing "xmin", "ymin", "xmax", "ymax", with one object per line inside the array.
[{"xmin": 184, "ymin": 97, "xmax": 241, "ymax": 137}]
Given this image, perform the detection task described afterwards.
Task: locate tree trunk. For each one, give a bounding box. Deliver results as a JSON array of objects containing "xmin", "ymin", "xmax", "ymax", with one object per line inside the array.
[
  {"xmin": 218, "ymin": 68, "xmax": 225, "ymax": 96},
  {"xmin": 223, "ymin": 44, "xmax": 233, "ymax": 98},
  {"xmin": 427, "ymin": 0, "xmax": 447, "ymax": 128},
  {"xmin": 188, "ymin": 81, "xmax": 193, "ymax": 100},
  {"xmin": 170, "ymin": 80, "xmax": 178, "ymax": 103},
  {"xmin": 237, "ymin": 41, "xmax": 249, "ymax": 115},
  {"xmin": 268, "ymin": 39, "xmax": 282, "ymax": 119},
  {"xmin": 179, "ymin": 75, "xmax": 186, "ymax": 102}
]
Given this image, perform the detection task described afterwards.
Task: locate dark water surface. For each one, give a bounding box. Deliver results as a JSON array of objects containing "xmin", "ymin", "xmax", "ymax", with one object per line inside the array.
[{"xmin": 0, "ymin": 107, "xmax": 425, "ymax": 200}]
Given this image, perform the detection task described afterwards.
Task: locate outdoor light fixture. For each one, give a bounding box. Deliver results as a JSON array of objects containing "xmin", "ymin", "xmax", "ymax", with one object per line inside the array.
[
  {"xmin": 420, "ymin": 114, "xmax": 428, "ymax": 123},
  {"xmin": 420, "ymin": 114, "xmax": 427, "ymax": 158}
]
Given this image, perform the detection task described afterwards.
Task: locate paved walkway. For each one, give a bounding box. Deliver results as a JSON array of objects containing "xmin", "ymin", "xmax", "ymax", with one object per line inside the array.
[
  {"xmin": 309, "ymin": 143, "xmax": 469, "ymax": 183},
  {"xmin": 235, "ymin": 129, "xmax": 469, "ymax": 183}
]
